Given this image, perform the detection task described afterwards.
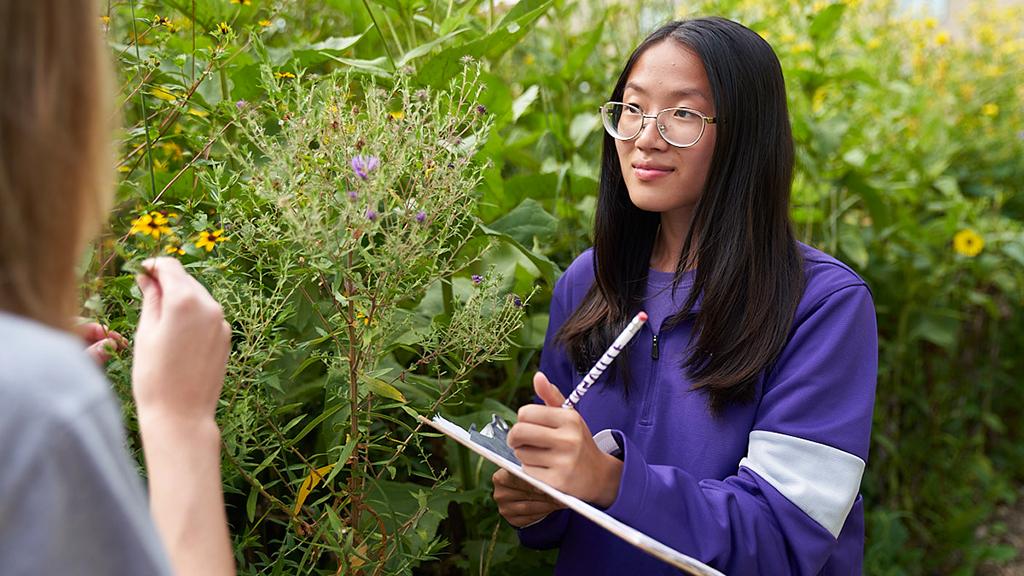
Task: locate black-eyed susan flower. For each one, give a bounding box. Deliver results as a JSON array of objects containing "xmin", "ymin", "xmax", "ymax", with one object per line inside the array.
[
  {"xmin": 195, "ymin": 229, "xmax": 229, "ymax": 252},
  {"xmin": 388, "ymin": 110, "xmax": 405, "ymax": 121},
  {"xmin": 153, "ymin": 15, "xmax": 171, "ymax": 27},
  {"xmin": 129, "ymin": 212, "xmax": 172, "ymax": 239},
  {"xmin": 230, "ymin": 0, "xmax": 252, "ymax": 5},
  {"xmin": 216, "ymin": 21, "xmax": 232, "ymax": 36},
  {"xmin": 275, "ymin": 71, "xmax": 296, "ymax": 79},
  {"xmin": 355, "ymin": 311, "xmax": 371, "ymax": 325},
  {"xmin": 953, "ymin": 229, "xmax": 984, "ymax": 257},
  {"xmin": 165, "ymin": 243, "xmax": 186, "ymax": 256},
  {"xmin": 258, "ymin": 19, "xmax": 272, "ymax": 28}
]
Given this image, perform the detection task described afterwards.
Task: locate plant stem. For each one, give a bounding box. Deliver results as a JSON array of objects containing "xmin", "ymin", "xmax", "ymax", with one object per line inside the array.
[
  {"xmin": 129, "ymin": 2, "xmax": 159, "ymax": 201},
  {"xmin": 361, "ymin": 0, "xmax": 397, "ymax": 71}
]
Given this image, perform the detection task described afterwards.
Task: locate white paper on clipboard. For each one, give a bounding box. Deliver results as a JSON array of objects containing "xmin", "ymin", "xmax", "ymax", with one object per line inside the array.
[{"xmin": 419, "ymin": 414, "xmax": 726, "ymax": 576}]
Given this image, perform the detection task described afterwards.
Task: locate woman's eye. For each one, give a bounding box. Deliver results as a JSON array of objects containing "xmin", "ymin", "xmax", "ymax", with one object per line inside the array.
[{"xmin": 673, "ymin": 108, "xmax": 694, "ymax": 119}]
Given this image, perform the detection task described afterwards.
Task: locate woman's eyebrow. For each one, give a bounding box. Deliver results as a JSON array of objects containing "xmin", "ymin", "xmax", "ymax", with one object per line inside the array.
[{"xmin": 623, "ymin": 82, "xmax": 710, "ymax": 103}]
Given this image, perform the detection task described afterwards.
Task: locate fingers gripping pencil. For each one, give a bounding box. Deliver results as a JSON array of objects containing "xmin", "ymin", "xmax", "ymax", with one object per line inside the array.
[{"xmin": 562, "ymin": 311, "xmax": 649, "ymax": 410}]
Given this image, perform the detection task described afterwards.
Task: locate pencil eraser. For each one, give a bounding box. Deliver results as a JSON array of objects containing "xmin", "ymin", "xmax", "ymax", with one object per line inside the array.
[{"xmin": 638, "ymin": 311, "xmax": 648, "ymax": 322}]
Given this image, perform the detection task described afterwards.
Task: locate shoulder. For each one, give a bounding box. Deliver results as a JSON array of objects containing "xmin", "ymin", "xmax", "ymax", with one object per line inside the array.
[
  {"xmin": 0, "ymin": 312, "xmax": 115, "ymax": 427},
  {"xmin": 796, "ymin": 242, "xmax": 872, "ymax": 316}
]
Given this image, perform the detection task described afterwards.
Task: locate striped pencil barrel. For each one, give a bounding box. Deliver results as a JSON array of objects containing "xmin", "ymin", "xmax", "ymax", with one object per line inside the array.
[{"xmin": 562, "ymin": 311, "xmax": 649, "ymax": 410}]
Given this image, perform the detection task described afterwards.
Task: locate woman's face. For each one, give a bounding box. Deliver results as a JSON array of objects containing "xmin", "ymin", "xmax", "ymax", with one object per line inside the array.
[{"xmin": 615, "ymin": 40, "xmax": 717, "ymax": 222}]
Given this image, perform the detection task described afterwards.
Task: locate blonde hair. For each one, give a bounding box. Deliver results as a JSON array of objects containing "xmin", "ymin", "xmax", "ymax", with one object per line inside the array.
[{"xmin": 0, "ymin": 0, "xmax": 113, "ymax": 330}]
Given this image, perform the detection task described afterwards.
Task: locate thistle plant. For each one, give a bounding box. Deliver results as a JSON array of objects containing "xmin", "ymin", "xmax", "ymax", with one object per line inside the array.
[{"xmin": 190, "ymin": 67, "xmax": 529, "ymax": 573}]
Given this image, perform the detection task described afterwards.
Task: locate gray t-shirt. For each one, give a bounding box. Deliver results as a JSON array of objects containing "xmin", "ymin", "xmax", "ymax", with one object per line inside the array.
[{"xmin": 0, "ymin": 312, "xmax": 171, "ymax": 575}]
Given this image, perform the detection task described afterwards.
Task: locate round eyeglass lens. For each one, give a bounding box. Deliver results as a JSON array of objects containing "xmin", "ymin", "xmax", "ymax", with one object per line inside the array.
[
  {"xmin": 655, "ymin": 108, "xmax": 704, "ymax": 147},
  {"xmin": 601, "ymin": 103, "xmax": 643, "ymax": 140}
]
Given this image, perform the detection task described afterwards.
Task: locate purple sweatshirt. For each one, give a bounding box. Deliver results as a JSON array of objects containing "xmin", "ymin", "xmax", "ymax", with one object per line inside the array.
[{"xmin": 519, "ymin": 243, "xmax": 877, "ymax": 575}]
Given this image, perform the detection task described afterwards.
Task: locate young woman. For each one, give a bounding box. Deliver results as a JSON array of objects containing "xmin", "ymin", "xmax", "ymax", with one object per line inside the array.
[
  {"xmin": 492, "ymin": 17, "xmax": 877, "ymax": 575},
  {"xmin": 0, "ymin": 1, "xmax": 234, "ymax": 574}
]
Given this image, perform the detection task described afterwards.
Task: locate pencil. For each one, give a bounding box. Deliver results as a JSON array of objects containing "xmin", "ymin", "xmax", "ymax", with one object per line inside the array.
[{"xmin": 562, "ymin": 311, "xmax": 649, "ymax": 410}]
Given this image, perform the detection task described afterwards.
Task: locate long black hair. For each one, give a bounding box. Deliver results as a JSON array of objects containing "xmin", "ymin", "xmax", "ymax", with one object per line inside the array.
[{"xmin": 556, "ymin": 17, "xmax": 804, "ymax": 413}]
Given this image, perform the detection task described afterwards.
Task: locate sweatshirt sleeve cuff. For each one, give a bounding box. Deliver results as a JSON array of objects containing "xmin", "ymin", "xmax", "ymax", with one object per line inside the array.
[
  {"xmin": 517, "ymin": 508, "xmax": 571, "ymax": 550},
  {"xmin": 602, "ymin": 430, "xmax": 651, "ymax": 524}
]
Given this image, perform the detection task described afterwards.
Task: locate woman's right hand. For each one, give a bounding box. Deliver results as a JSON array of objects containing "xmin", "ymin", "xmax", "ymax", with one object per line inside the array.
[
  {"xmin": 492, "ymin": 469, "xmax": 566, "ymax": 528},
  {"xmin": 131, "ymin": 257, "xmax": 231, "ymax": 426}
]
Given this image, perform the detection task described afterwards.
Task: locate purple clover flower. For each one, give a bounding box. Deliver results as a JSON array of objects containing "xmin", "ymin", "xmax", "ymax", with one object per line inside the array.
[
  {"xmin": 471, "ymin": 274, "xmax": 483, "ymax": 285},
  {"xmin": 415, "ymin": 210, "xmax": 426, "ymax": 223},
  {"xmin": 365, "ymin": 209, "xmax": 377, "ymax": 221},
  {"xmin": 351, "ymin": 155, "xmax": 380, "ymax": 180},
  {"xmin": 348, "ymin": 190, "xmax": 358, "ymax": 201}
]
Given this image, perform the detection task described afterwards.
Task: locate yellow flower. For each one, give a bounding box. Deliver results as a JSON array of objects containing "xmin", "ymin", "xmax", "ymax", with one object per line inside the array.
[
  {"xmin": 935, "ymin": 31, "xmax": 950, "ymax": 46},
  {"xmin": 953, "ymin": 229, "xmax": 984, "ymax": 257},
  {"xmin": 129, "ymin": 212, "xmax": 172, "ymax": 239},
  {"xmin": 867, "ymin": 37, "xmax": 882, "ymax": 49},
  {"xmin": 355, "ymin": 311, "xmax": 371, "ymax": 326},
  {"xmin": 924, "ymin": 17, "xmax": 937, "ymax": 30},
  {"xmin": 100, "ymin": 15, "xmax": 110, "ymax": 25},
  {"xmin": 216, "ymin": 21, "xmax": 232, "ymax": 36},
  {"xmin": 195, "ymin": 229, "xmax": 228, "ymax": 252},
  {"xmin": 165, "ymin": 244, "xmax": 186, "ymax": 256},
  {"xmin": 275, "ymin": 71, "xmax": 296, "ymax": 79},
  {"xmin": 258, "ymin": 19, "xmax": 272, "ymax": 27},
  {"xmin": 812, "ymin": 0, "xmax": 829, "ymax": 13},
  {"xmin": 982, "ymin": 103, "xmax": 999, "ymax": 117},
  {"xmin": 153, "ymin": 15, "xmax": 171, "ymax": 28},
  {"xmin": 230, "ymin": 0, "xmax": 252, "ymax": 4},
  {"xmin": 388, "ymin": 111, "xmax": 405, "ymax": 120}
]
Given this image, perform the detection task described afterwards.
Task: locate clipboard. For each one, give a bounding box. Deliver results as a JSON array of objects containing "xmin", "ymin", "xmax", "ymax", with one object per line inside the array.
[{"xmin": 419, "ymin": 414, "xmax": 725, "ymax": 576}]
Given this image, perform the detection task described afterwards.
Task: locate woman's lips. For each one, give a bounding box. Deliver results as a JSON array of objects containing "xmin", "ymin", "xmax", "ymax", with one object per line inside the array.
[{"xmin": 633, "ymin": 164, "xmax": 674, "ymax": 181}]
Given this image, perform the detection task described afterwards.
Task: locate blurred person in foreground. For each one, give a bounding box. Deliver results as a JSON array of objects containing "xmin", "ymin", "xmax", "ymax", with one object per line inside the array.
[{"xmin": 0, "ymin": 1, "xmax": 235, "ymax": 574}]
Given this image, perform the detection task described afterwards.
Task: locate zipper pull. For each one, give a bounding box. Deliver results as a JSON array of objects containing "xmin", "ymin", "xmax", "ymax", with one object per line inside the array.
[{"xmin": 651, "ymin": 333, "xmax": 659, "ymax": 360}]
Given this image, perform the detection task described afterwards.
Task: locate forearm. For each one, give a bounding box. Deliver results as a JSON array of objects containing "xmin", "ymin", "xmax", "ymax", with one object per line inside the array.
[{"xmin": 139, "ymin": 414, "xmax": 235, "ymax": 576}]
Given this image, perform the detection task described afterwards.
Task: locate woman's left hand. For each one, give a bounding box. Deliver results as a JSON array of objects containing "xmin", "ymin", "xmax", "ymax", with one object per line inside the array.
[
  {"xmin": 77, "ymin": 320, "xmax": 128, "ymax": 364},
  {"xmin": 507, "ymin": 372, "xmax": 624, "ymax": 508}
]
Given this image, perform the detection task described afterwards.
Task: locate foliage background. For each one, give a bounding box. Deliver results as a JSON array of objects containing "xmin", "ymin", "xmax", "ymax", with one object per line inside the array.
[{"xmin": 90, "ymin": 0, "xmax": 1023, "ymax": 574}]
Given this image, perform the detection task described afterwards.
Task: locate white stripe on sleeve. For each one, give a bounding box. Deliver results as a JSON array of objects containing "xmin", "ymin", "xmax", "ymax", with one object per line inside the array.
[{"xmin": 738, "ymin": 430, "xmax": 865, "ymax": 538}]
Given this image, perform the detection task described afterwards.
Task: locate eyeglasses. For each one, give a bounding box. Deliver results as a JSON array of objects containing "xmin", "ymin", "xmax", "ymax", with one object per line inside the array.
[{"xmin": 599, "ymin": 102, "xmax": 717, "ymax": 148}]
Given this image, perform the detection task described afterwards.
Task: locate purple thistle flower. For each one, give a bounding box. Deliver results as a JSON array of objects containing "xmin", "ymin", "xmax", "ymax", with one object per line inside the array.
[
  {"xmin": 475, "ymin": 104, "xmax": 487, "ymax": 115},
  {"xmin": 511, "ymin": 295, "xmax": 522, "ymax": 308},
  {"xmin": 351, "ymin": 155, "xmax": 380, "ymax": 180},
  {"xmin": 347, "ymin": 190, "xmax": 358, "ymax": 201},
  {"xmin": 471, "ymin": 274, "xmax": 483, "ymax": 285},
  {"xmin": 235, "ymin": 99, "xmax": 248, "ymax": 110},
  {"xmin": 415, "ymin": 210, "xmax": 426, "ymax": 223},
  {"xmin": 365, "ymin": 209, "xmax": 377, "ymax": 221}
]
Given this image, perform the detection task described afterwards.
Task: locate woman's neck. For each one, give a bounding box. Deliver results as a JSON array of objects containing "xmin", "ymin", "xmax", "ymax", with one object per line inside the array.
[{"xmin": 650, "ymin": 212, "xmax": 695, "ymax": 273}]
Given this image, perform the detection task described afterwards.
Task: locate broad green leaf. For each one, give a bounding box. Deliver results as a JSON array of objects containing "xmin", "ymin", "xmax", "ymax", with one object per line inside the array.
[
  {"xmin": 809, "ymin": 3, "xmax": 847, "ymax": 43},
  {"xmin": 363, "ymin": 376, "xmax": 408, "ymax": 403},
  {"xmin": 512, "ymin": 85, "xmax": 540, "ymax": 122},
  {"xmin": 487, "ymin": 198, "xmax": 558, "ymax": 246}
]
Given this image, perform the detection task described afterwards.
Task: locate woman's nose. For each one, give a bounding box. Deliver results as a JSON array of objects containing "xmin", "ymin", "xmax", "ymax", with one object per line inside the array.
[{"xmin": 634, "ymin": 117, "xmax": 668, "ymax": 151}]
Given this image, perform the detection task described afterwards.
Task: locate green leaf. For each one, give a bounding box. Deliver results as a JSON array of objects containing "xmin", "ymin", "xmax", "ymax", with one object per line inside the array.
[
  {"xmin": 363, "ymin": 376, "xmax": 408, "ymax": 403},
  {"xmin": 416, "ymin": 0, "xmax": 554, "ymax": 86},
  {"xmin": 246, "ymin": 485, "xmax": 259, "ymax": 523},
  {"xmin": 565, "ymin": 17, "xmax": 605, "ymax": 75},
  {"xmin": 809, "ymin": 3, "xmax": 847, "ymax": 43},
  {"xmin": 286, "ymin": 402, "xmax": 344, "ymax": 447},
  {"xmin": 487, "ymin": 198, "xmax": 558, "ymax": 246},
  {"xmin": 512, "ymin": 85, "xmax": 540, "ymax": 122},
  {"xmin": 397, "ymin": 28, "xmax": 469, "ymax": 67}
]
